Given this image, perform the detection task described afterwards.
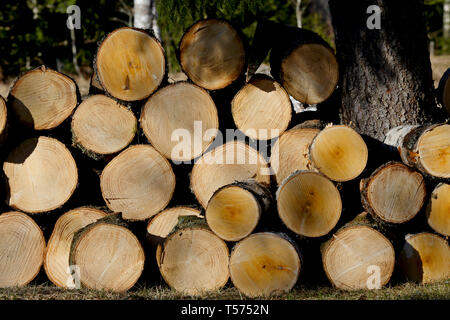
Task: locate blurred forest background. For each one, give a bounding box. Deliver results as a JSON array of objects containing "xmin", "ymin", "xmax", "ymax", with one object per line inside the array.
[{"xmin": 0, "ymin": 0, "xmax": 449, "ymax": 84}]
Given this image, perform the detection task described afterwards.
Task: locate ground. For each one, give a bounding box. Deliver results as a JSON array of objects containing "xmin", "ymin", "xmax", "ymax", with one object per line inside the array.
[{"xmin": 0, "ymin": 280, "xmax": 448, "ymax": 300}]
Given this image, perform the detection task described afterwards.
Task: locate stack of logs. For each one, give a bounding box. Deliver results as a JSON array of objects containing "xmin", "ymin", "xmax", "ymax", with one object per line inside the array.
[{"xmin": 0, "ymin": 19, "xmax": 448, "ymax": 296}]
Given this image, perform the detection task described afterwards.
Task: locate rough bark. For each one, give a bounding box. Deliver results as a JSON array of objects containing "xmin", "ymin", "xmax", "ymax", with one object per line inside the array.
[{"xmin": 329, "ymin": 0, "xmax": 438, "ymax": 141}]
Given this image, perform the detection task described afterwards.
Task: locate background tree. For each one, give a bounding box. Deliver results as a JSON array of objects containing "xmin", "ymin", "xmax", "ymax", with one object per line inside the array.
[{"xmin": 329, "ymin": 0, "xmax": 445, "ymax": 142}]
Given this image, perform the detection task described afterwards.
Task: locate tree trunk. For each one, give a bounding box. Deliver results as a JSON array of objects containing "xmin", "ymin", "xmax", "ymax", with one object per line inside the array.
[
  {"xmin": 425, "ymin": 183, "xmax": 450, "ymax": 237},
  {"xmin": 133, "ymin": 0, "xmax": 151, "ymax": 29},
  {"xmin": 329, "ymin": 0, "xmax": 437, "ymax": 141},
  {"xmin": 444, "ymin": 0, "xmax": 450, "ymax": 39}
]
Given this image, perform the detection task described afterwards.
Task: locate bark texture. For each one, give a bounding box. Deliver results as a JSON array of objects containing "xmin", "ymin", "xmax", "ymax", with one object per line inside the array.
[{"xmin": 329, "ymin": 0, "xmax": 437, "ymax": 141}]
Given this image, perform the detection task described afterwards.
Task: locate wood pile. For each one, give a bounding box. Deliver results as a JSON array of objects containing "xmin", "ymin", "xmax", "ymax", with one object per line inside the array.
[{"xmin": 0, "ymin": 20, "xmax": 448, "ymax": 296}]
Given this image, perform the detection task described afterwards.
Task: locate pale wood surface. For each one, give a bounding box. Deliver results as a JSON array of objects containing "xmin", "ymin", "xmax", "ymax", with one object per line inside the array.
[
  {"xmin": 159, "ymin": 228, "xmax": 229, "ymax": 296},
  {"xmin": 277, "ymin": 171, "xmax": 341, "ymax": 237},
  {"xmin": 100, "ymin": 145, "xmax": 175, "ymax": 221},
  {"xmin": 180, "ymin": 19, "xmax": 245, "ymax": 90},
  {"xmin": 72, "ymin": 94, "xmax": 137, "ymax": 155},
  {"xmin": 229, "ymin": 232, "xmax": 300, "ymax": 297},
  {"xmin": 9, "ymin": 66, "xmax": 78, "ymax": 130},
  {"xmin": 73, "ymin": 223, "xmax": 145, "ymax": 292},
  {"xmin": 3, "ymin": 136, "xmax": 78, "ymax": 213},
  {"xmin": 96, "ymin": 28, "xmax": 165, "ymax": 101},
  {"xmin": 280, "ymin": 44, "xmax": 338, "ymax": 104},
  {"xmin": 322, "ymin": 226, "xmax": 395, "ymax": 290},
  {"xmin": 0, "ymin": 212, "xmax": 45, "ymax": 287},
  {"xmin": 140, "ymin": 82, "xmax": 218, "ymax": 161},
  {"xmin": 231, "ymin": 77, "xmax": 292, "ymax": 140},
  {"xmin": 44, "ymin": 207, "xmax": 107, "ymax": 288},
  {"xmin": 190, "ymin": 141, "xmax": 270, "ymax": 208}
]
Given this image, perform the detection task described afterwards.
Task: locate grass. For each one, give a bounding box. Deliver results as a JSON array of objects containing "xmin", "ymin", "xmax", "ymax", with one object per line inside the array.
[{"xmin": 0, "ymin": 280, "xmax": 448, "ymax": 300}]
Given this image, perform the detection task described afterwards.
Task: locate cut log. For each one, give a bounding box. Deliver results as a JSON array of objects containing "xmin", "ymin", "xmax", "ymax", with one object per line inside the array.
[
  {"xmin": 100, "ymin": 145, "xmax": 175, "ymax": 221},
  {"xmin": 0, "ymin": 211, "xmax": 45, "ymax": 287},
  {"xmin": 426, "ymin": 183, "xmax": 450, "ymax": 237},
  {"xmin": 140, "ymin": 82, "xmax": 218, "ymax": 161},
  {"xmin": 229, "ymin": 232, "xmax": 301, "ymax": 297},
  {"xmin": 398, "ymin": 233, "xmax": 450, "ymax": 284},
  {"xmin": 310, "ymin": 125, "xmax": 368, "ymax": 182},
  {"xmin": 269, "ymin": 26, "xmax": 338, "ymax": 105},
  {"xmin": 44, "ymin": 207, "xmax": 107, "ymax": 288},
  {"xmin": 277, "ymin": 171, "xmax": 341, "ymax": 237},
  {"xmin": 95, "ymin": 27, "xmax": 165, "ymax": 101},
  {"xmin": 8, "ymin": 66, "xmax": 78, "ymax": 130},
  {"xmin": 270, "ymin": 127, "xmax": 320, "ymax": 184},
  {"xmin": 179, "ymin": 19, "xmax": 246, "ymax": 90},
  {"xmin": 0, "ymin": 96, "xmax": 6, "ymax": 144},
  {"xmin": 190, "ymin": 140, "xmax": 270, "ymax": 208},
  {"xmin": 231, "ymin": 75, "xmax": 292, "ymax": 140},
  {"xmin": 205, "ymin": 180, "xmax": 272, "ymax": 242},
  {"xmin": 3, "ymin": 136, "xmax": 78, "ymax": 213},
  {"xmin": 322, "ymin": 222, "xmax": 395, "ymax": 290},
  {"xmin": 70, "ymin": 219, "xmax": 145, "ymax": 292},
  {"xmin": 71, "ymin": 94, "xmax": 137, "ymax": 157},
  {"xmin": 385, "ymin": 124, "xmax": 450, "ymax": 179},
  {"xmin": 146, "ymin": 206, "xmax": 203, "ymax": 267},
  {"xmin": 439, "ymin": 69, "xmax": 450, "ymax": 115},
  {"xmin": 360, "ymin": 162, "xmax": 426, "ymax": 224},
  {"xmin": 159, "ymin": 227, "xmax": 229, "ymax": 296}
]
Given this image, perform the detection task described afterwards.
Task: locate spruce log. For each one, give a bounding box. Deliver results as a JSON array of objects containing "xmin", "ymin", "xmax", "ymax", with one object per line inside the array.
[
  {"xmin": 190, "ymin": 140, "xmax": 270, "ymax": 208},
  {"xmin": 159, "ymin": 225, "xmax": 229, "ymax": 296},
  {"xmin": 386, "ymin": 124, "xmax": 450, "ymax": 180},
  {"xmin": 44, "ymin": 207, "xmax": 107, "ymax": 288},
  {"xmin": 277, "ymin": 171, "xmax": 341, "ymax": 237},
  {"xmin": 140, "ymin": 82, "xmax": 218, "ymax": 161},
  {"xmin": 8, "ymin": 66, "xmax": 78, "ymax": 130},
  {"xmin": 95, "ymin": 27, "xmax": 165, "ymax": 102},
  {"xmin": 231, "ymin": 75, "xmax": 292, "ymax": 140},
  {"xmin": 229, "ymin": 232, "xmax": 301, "ymax": 297},
  {"xmin": 146, "ymin": 206, "xmax": 203, "ymax": 267},
  {"xmin": 71, "ymin": 94, "xmax": 137, "ymax": 158},
  {"xmin": 360, "ymin": 162, "xmax": 426, "ymax": 224},
  {"xmin": 398, "ymin": 233, "xmax": 450, "ymax": 284},
  {"xmin": 426, "ymin": 183, "xmax": 450, "ymax": 236},
  {"xmin": 179, "ymin": 19, "xmax": 246, "ymax": 90},
  {"xmin": 100, "ymin": 145, "xmax": 175, "ymax": 221},
  {"xmin": 309, "ymin": 125, "xmax": 368, "ymax": 182},
  {"xmin": 270, "ymin": 127, "xmax": 320, "ymax": 185},
  {"xmin": 3, "ymin": 136, "xmax": 78, "ymax": 213},
  {"xmin": 438, "ymin": 68, "xmax": 450, "ymax": 115},
  {"xmin": 269, "ymin": 25, "xmax": 338, "ymax": 105},
  {"xmin": 205, "ymin": 180, "xmax": 272, "ymax": 242},
  {"xmin": 70, "ymin": 215, "xmax": 145, "ymax": 292},
  {"xmin": 0, "ymin": 211, "xmax": 45, "ymax": 287},
  {"xmin": 0, "ymin": 96, "xmax": 6, "ymax": 144},
  {"xmin": 321, "ymin": 213, "xmax": 395, "ymax": 290}
]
